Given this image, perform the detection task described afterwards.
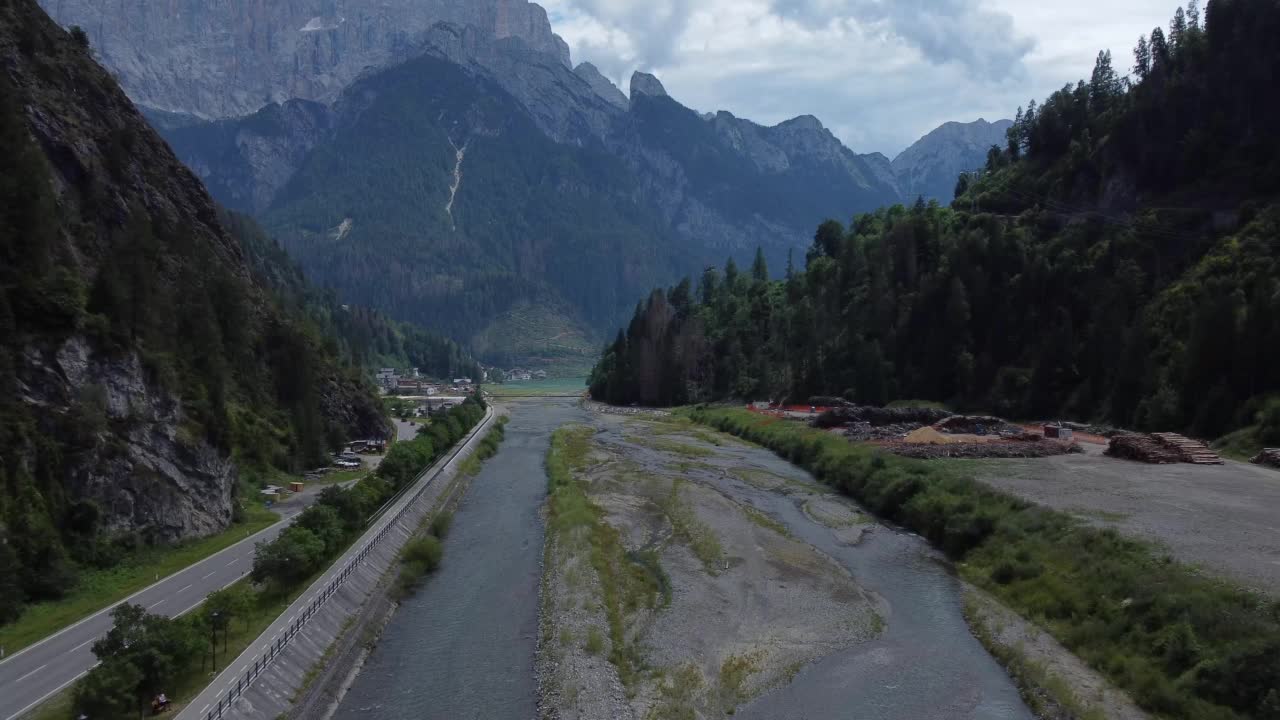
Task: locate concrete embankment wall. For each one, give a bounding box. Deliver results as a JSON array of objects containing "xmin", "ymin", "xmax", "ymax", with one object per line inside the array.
[{"xmin": 181, "ymin": 408, "xmax": 494, "ymax": 720}]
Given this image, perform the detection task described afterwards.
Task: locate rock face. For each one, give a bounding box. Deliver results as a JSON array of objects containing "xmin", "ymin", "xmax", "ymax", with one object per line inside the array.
[
  {"xmin": 0, "ymin": 0, "xmax": 386, "ymax": 546},
  {"xmin": 28, "ymin": 338, "xmax": 237, "ymax": 539},
  {"xmin": 38, "ymin": 0, "xmax": 571, "ymax": 120},
  {"xmin": 163, "ymin": 100, "xmax": 333, "ymax": 214},
  {"xmin": 574, "ymin": 63, "xmax": 627, "ymax": 110},
  {"xmin": 891, "ymin": 118, "xmax": 1014, "ymax": 202},
  {"xmin": 629, "ymin": 71, "xmax": 669, "ymax": 99}
]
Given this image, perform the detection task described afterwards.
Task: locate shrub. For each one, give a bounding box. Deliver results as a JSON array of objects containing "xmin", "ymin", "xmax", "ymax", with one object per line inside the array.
[
  {"xmin": 69, "ymin": 25, "xmax": 90, "ymax": 49},
  {"xmin": 401, "ymin": 536, "xmax": 444, "ymax": 573},
  {"xmin": 1257, "ymin": 398, "xmax": 1280, "ymax": 446}
]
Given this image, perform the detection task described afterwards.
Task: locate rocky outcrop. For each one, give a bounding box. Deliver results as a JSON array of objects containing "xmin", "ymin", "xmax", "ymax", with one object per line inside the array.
[
  {"xmin": 38, "ymin": 0, "xmax": 572, "ymax": 120},
  {"xmin": 22, "ymin": 338, "xmax": 236, "ymax": 540},
  {"xmin": 166, "ymin": 100, "xmax": 333, "ymax": 214},
  {"xmin": 574, "ymin": 63, "xmax": 627, "ymax": 110},
  {"xmin": 630, "ymin": 71, "xmax": 669, "ymax": 99},
  {"xmin": 891, "ymin": 118, "xmax": 1013, "ymax": 202}
]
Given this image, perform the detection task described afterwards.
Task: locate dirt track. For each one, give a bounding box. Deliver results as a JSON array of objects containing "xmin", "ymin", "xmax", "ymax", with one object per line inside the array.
[{"xmin": 975, "ymin": 444, "xmax": 1280, "ymax": 595}]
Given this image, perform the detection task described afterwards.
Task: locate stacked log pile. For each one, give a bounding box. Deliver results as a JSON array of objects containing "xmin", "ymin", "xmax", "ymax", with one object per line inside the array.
[
  {"xmin": 1106, "ymin": 434, "xmax": 1183, "ymax": 464},
  {"xmin": 1251, "ymin": 449, "xmax": 1280, "ymax": 468},
  {"xmin": 1151, "ymin": 433, "xmax": 1224, "ymax": 464}
]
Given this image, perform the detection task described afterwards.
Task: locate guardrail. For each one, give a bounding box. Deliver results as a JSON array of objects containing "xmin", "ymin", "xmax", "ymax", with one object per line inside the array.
[{"xmin": 201, "ymin": 408, "xmax": 492, "ymax": 720}]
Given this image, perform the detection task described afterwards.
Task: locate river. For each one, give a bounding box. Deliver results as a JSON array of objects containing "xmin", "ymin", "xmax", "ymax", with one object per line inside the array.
[
  {"xmin": 336, "ymin": 401, "xmax": 1030, "ymax": 719},
  {"xmin": 333, "ymin": 399, "xmax": 589, "ymax": 720}
]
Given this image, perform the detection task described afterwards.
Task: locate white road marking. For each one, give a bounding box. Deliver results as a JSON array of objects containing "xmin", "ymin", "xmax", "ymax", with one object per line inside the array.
[
  {"xmin": 70, "ymin": 638, "xmax": 96, "ymax": 653},
  {"xmin": 15, "ymin": 664, "xmax": 47, "ymax": 683},
  {"xmin": 226, "ymin": 558, "xmax": 238, "ymax": 566},
  {"xmin": 148, "ymin": 599, "xmax": 166, "ymax": 610},
  {"xmin": 202, "ymin": 570, "xmax": 217, "ymax": 580},
  {"xmin": 178, "ymin": 584, "xmax": 192, "ymax": 593},
  {"xmin": 200, "ymin": 704, "xmax": 210, "ymax": 714}
]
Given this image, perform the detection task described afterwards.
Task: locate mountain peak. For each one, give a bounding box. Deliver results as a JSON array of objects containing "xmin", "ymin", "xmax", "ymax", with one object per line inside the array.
[
  {"xmin": 575, "ymin": 62, "xmax": 628, "ymax": 109},
  {"xmin": 38, "ymin": 0, "xmax": 574, "ymax": 119},
  {"xmin": 775, "ymin": 114, "xmax": 826, "ymax": 133},
  {"xmin": 630, "ymin": 71, "xmax": 668, "ymax": 99}
]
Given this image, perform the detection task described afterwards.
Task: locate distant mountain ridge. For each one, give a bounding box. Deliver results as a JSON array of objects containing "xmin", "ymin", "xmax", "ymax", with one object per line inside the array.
[
  {"xmin": 142, "ymin": 20, "xmax": 907, "ymax": 365},
  {"xmin": 39, "ymin": 0, "xmax": 570, "ymax": 120},
  {"xmin": 892, "ymin": 118, "xmax": 1014, "ymax": 202},
  {"xmin": 41, "ymin": 0, "xmax": 1005, "ymax": 365}
]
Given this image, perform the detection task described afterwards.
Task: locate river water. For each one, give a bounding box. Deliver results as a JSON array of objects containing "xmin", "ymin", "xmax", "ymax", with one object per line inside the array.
[
  {"xmin": 336, "ymin": 401, "xmax": 1031, "ymax": 720},
  {"xmin": 333, "ymin": 399, "xmax": 589, "ymax": 720}
]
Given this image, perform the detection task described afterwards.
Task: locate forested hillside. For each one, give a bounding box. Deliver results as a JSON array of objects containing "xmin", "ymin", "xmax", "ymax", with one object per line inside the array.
[
  {"xmin": 260, "ymin": 53, "xmax": 694, "ymax": 366},
  {"xmin": 590, "ymin": 0, "xmax": 1280, "ymax": 444},
  {"xmin": 222, "ymin": 211, "xmax": 482, "ymax": 382},
  {"xmin": 0, "ymin": 0, "xmax": 386, "ymax": 622}
]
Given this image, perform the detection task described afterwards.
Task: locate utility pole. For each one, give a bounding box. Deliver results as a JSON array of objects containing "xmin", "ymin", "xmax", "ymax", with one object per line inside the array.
[{"xmin": 210, "ymin": 611, "xmax": 221, "ymax": 671}]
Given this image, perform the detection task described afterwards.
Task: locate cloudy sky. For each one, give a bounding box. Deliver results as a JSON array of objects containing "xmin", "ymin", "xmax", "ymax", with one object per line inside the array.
[{"xmin": 540, "ymin": 0, "xmax": 1179, "ymax": 156}]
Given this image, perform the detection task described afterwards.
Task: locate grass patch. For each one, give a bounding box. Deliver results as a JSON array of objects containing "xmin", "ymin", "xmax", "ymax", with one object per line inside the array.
[
  {"xmin": 0, "ymin": 509, "xmax": 279, "ymax": 655},
  {"xmin": 661, "ymin": 480, "xmax": 725, "ymax": 573},
  {"xmin": 1213, "ymin": 425, "xmax": 1263, "ymax": 463},
  {"xmin": 584, "ymin": 625, "xmax": 605, "ymax": 655},
  {"xmin": 546, "ymin": 425, "xmax": 667, "ymax": 692},
  {"xmin": 649, "ymin": 663, "xmax": 705, "ymax": 720},
  {"xmin": 742, "ymin": 505, "xmax": 791, "ymax": 537},
  {"xmin": 689, "ymin": 406, "xmax": 1280, "ymax": 720},
  {"xmin": 718, "ymin": 650, "xmax": 766, "ymax": 712},
  {"xmin": 1070, "ymin": 507, "xmax": 1130, "ymax": 523}
]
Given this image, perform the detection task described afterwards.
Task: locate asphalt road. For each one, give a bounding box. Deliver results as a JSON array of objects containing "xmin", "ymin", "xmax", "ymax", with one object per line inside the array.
[{"xmin": 0, "ymin": 472, "xmax": 367, "ymax": 720}]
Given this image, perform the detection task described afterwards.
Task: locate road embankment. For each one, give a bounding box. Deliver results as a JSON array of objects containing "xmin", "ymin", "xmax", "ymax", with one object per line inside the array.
[{"xmin": 176, "ymin": 405, "xmax": 496, "ymax": 720}]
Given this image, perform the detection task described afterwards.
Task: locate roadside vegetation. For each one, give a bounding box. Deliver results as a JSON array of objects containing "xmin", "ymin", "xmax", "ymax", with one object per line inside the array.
[
  {"xmin": 61, "ymin": 396, "xmax": 486, "ymax": 719},
  {"xmin": 690, "ymin": 406, "xmax": 1280, "ymax": 720},
  {"xmin": 0, "ymin": 503, "xmax": 277, "ymax": 656}
]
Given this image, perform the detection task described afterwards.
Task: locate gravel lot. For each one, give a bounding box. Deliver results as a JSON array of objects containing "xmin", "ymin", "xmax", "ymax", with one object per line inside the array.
[{"xmin": 975, "ymin": 444, "xmax": 1280, "ymax": 595}]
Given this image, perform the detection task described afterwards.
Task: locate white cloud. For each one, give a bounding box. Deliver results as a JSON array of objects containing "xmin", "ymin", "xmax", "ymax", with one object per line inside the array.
[{"xmin": 543, "ymin": 0, "xmax": 1179, "ymax": 155}]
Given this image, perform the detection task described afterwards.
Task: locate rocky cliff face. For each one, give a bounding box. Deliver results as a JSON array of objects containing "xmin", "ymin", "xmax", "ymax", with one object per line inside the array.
[
  {"xmin": 0, "ymin": 0, "xmax": 386, "ymax": 552},
  {"xmin": 25, "ymin": 337, "xmax": 236, "ymax": 539},
  {"xmin": 575, "ymin": 63, "xmax": 628, "ymax": 110},
  {"xmin": 38, "ymin": 0, "xmax": 571, "ymax": 120},
  {"xmin": 892, "ymin": 118, "xmax": 1013, "ymax": 202}
]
